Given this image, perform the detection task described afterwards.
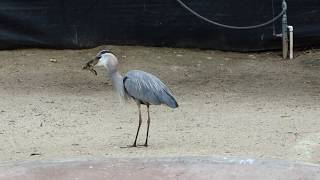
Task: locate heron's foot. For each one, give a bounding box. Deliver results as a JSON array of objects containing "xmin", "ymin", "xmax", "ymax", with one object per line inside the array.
[
  {"xmin": 130, "ymin": 143, "xmax": 137, "ymax": 147},
  {"xmin": 128, "ymin": 142, "xmax": 138, "ymax": 148},
  {"xmin": 120, "ymin": 143, "xmax": 149, "ymax": 148}
]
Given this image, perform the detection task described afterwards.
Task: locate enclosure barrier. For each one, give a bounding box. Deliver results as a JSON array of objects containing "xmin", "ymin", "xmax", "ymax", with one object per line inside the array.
[{"xmin": 176, "ymin": 0, "xmax": 293, "ymax": 59}]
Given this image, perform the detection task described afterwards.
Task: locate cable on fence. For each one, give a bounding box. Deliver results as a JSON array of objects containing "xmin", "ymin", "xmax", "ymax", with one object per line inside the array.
[{"xmin": 175, "ymin": 0, "xmax": 287, "ymax": 30}]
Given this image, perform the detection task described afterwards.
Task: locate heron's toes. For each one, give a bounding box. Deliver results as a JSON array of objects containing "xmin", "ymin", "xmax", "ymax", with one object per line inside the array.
[
  {"xmin": 130, "ymin": 144, "xmax": 137, "ymax": 148},
  {"xmin": 120, "ymin": 143, "xmax": 149, "ymax": 148}
]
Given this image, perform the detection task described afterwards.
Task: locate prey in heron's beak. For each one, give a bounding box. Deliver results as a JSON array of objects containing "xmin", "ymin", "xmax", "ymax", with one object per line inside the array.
[{"xmin": 82, "ymin": 58, "xmax": 99, "ymax": 76}]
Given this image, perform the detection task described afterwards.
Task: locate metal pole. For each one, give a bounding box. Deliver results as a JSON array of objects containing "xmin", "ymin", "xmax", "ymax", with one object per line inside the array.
[{"xmin": 282, "ymin": 0, "xmax": 288, "ymax": 59}]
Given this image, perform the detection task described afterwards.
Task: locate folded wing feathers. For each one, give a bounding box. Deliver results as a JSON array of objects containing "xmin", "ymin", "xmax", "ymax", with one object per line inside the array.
[{"xmin": 124, "ymin": 70, "xmax": 178, "ymax": 108}]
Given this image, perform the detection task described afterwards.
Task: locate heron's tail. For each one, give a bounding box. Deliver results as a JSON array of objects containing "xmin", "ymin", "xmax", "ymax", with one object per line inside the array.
[{"xmin": 163, "ymin": 90, "xmax": 179, "ymax": 108}]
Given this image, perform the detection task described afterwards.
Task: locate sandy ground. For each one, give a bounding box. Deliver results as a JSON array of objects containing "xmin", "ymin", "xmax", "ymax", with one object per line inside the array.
[{"xmin": 0, "ymin": 45, "xmax": 319, "ymax": 164}]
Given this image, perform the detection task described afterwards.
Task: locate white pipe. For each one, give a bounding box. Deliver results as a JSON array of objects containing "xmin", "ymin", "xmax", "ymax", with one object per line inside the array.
[{"xmin": 288, "ymin": 25, "xmax": 294, "ymax": 59}]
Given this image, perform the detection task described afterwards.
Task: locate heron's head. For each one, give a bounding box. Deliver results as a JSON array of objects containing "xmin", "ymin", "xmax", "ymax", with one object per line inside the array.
[{"xmin": 83, "ymin": 50, "xmax": 118, "ymax": 75}]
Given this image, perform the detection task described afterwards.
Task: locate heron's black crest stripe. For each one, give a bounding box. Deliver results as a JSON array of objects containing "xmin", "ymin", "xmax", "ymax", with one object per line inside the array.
[{"xmin": 99, "ymin": 49, "xmax": 113, "ymax": 55}]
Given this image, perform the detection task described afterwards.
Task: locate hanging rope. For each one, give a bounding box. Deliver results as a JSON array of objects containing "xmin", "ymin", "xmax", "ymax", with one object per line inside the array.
[{"xmin": 175, "ymin": 0, "xmax": 287, "ymax": 30}]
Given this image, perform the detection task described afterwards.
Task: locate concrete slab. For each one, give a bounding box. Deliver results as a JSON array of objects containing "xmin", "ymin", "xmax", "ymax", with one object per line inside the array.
[{"xmin": 0, "ymin": 156, "xmax": 319, "ymax": 180}]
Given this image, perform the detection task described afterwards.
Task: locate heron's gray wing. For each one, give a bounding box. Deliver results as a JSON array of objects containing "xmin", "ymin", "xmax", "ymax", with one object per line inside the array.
[{"xmin": 124, "ymin": 70, "xmax": 178, "ymax": 108}]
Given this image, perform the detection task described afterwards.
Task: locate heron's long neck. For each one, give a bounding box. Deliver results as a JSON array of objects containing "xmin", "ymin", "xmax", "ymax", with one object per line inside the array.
[{"xmin": 109, "ymin": 70, "xmax": 126, "ymax": 101}]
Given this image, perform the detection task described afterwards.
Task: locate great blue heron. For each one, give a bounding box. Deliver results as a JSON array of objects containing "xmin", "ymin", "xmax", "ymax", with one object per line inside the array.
[{"xmin": 83, "ymin": 50, "xmax": 178, "ymax": 147}]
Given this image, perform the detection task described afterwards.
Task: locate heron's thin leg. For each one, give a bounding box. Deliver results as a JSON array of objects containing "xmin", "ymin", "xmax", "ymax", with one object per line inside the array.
[
  {"xmin": 144, "ymin": 104, "xmax": 150, "ymax": 147},
  {"xmin": 132, "ymin": 103, "xmax": 142, "ymax": 147}
]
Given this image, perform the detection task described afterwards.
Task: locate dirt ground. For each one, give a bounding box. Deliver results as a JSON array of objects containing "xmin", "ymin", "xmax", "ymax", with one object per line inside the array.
[{"xmin": 0, "ymin": 45, "xmax": 319, "ymax": 164}]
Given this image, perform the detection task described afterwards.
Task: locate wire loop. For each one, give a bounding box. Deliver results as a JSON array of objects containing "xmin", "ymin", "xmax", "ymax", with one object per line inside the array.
[{"xmin": 176, "ymin": 0, "xmax": 286, "ymax": 30}]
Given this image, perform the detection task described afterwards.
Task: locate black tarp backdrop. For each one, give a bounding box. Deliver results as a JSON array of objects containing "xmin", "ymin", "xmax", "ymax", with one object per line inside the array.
[{"xmin": 0, "ymin": 0, "xmax": 319, "ymax": 51}]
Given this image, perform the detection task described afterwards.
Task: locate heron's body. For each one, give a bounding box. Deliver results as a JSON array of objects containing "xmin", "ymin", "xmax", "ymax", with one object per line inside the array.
[
  {"xmin": 123, "ymin": 70, "xmax": 178, "ymax": 108},
  {"xmin": 83, "ymin": 50, "xmax": 178, "ymax": 147}
]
